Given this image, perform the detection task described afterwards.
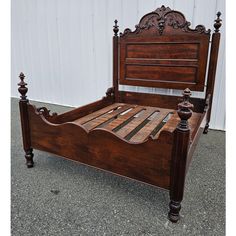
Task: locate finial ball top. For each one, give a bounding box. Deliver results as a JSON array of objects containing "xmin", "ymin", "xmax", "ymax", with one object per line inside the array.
[
  {"xmin": 18, "ymin": 72, "xmax": 28, "ymax": 100},
  {"xmin": 183, "ymin": 88, "xmax": 191, "ymax": 97},
  {"xmin": 113, "ymin": 19, "xmax": 119, "ymax": 36},
  {"xmin": 19, "ymin": 72, "xmax": 25, "ymax": 79},
  {"xmin": 214, "ymin": 11, "xmax": 222, "ymax": 32}
]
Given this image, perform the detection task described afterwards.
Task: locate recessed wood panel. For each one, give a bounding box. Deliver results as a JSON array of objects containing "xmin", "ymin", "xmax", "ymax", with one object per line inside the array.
[
  {"xmin": 119, "ymin": 35, "xmax": 210, "ymax": 91},
  {"xmin": 125, "ymin": 65, "xmax": 197, "ymax": 83},
  {"xmin": 126, "ymin": 43, "xmax": 198, "ymax": 59}
]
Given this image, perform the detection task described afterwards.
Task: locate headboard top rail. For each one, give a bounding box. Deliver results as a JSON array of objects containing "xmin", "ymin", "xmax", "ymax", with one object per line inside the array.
[{"xmin": 120, "ymin": 5, "xmax": 210, "ymax": 37}]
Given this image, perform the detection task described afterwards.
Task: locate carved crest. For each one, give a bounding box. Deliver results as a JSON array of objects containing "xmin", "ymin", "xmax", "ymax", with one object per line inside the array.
[
  {"xmin": 120, "ymin": 5, "xmax": 210, "ymax": 37},
  {"xmin": 36, "ymin": 107, "xmax": 58, "ymax": 119}
]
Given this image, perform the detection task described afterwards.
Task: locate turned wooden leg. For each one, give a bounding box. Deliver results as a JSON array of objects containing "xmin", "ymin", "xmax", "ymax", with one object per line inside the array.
[
  {"xmin": 168, "ymin": 200, "xmax": 181, "ymax": 223},
  {"xmin": 203, "ymin": 123, "xmax": 209, "ymax": 134},
  {"xmin": 18, "ymin": 73, "xmax": 34, "ymax": 168},
  {"xmin": 25, "ymin": 148, "xmax": 34, "ymax": 168},
  {"xmin": 168, "ymin": 88, "xmax": 193, "ymax": 223}
]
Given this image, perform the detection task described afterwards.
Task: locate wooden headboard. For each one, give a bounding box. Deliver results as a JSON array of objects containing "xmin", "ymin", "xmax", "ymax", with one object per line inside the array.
[{"xmin": 115, "ymin": 6, "xmax": 211, "ymax": 92}]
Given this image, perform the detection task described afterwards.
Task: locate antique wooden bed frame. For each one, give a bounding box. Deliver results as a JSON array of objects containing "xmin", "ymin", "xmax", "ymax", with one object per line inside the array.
[{"xmin": 18, "ymin": 6, "xmax": 222, "ymax": 222}]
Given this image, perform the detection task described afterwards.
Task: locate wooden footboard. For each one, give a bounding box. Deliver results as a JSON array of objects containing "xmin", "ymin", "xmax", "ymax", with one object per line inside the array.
[{"xmin": 28, "ymin": 104, "xmax": 173, "ymax": 189}]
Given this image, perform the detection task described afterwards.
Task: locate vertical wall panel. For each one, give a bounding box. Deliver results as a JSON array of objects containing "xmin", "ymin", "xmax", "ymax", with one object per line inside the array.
[{"xmin": 11, "ymin": 0, "xmax": 225, "ymax": 130}]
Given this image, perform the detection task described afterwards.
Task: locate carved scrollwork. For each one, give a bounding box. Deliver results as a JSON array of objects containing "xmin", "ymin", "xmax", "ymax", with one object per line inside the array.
[
  {"xmin": 138, "ymin": 14, "xmax": 165, "ymax": 35},
  {"xmin": 155, "ymin": 5, "xmax": 171, "ymax": 15},
  {"xmin": 121, "ymin": 28, "xmax": 133, "ymax": 36},
  {"xmin": 36, "ymin": 107, "xmax": 58, "ymax": 118},
  {"xmin": 120, "ymin": 5, "xmax": 210, "ymax": 37},
  {"xmin": 165, "ymin": 11, "xmax": 187, "ymax": 29},
  {"xmin": 139, "ymin": 14, "xmax": 159, "ymax": 30},
  {"xmin": 183, "ymin": 24, "xmax": 210, "ymax": 34}
]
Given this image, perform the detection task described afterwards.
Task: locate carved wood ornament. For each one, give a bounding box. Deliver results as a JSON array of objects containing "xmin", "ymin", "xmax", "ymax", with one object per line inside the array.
[
  {"xmin": 177, "ymin": 88, "xmax": 194, "ymax": 131},
  {"xmin": 18, "ymin": 72, "xmax": 28, "ymax": 101},
  {"xmin": 36, "ymin": 107, "xmax": 58, "ymax": 119},
  {"xmin": 120, "ymin": 5, "xmax": 210, "ymax": 37}
]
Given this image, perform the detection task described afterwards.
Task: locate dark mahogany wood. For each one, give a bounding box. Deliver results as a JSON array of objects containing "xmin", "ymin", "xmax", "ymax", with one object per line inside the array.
[
  {"xmin": 168, "ymin": 88, "xmax": 193, "ymax": 222},
  {"xmin": 118, "ymin": 90, "xmax": 205, "ymax": 113},
  {"xmin": 204, "ymin": 12, "xmax": 222, "ymax": 133},
  {"xmin": 46, "ymin": 95, "xmax": 114, "ymax": 124},
  {"xmin": 18, "ymin": 6, "xmax": 222, "ymax": 223},
  {"xmin": 28, "ymin": 104, "xmax": 172, "ymax": 189},
  {"xmin": 113, "ymin": 20, "xmax": 119, "ymax": 102},
  {"xmin": 18, "ymin": 73, "xmax": 34, "ymax": 168},
  {"xmin": 119, "ymin": 5, "xmax": 210, "ymax": 91}
]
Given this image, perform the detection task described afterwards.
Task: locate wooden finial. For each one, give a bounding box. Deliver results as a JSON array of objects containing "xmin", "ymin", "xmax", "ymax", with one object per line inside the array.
[
  {"xmin": 214, "ymin": 11, "xmax": 222, "ymax": 33},
  {"xmin": 18, "ymin": 72, "xmax": 28, "ymax": 101},
  {"xmin": 105, "ymin": 87, "xmax": 114, "ymax": 97},
  {"xmin": 177, "ymin": 88, "xmax": 194, "ymax": 131},
  {"xmin": 161, "ymin": 5, "xmax": 166, "ymax": 10},
  {"xmin": 113, "ymin": 19, "xmax": 119, "ymax": 36}
]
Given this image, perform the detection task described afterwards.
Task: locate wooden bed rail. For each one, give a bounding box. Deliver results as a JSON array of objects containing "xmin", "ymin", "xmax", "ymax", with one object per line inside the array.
[
  {"xmin": 44, "ymin": 94, "xmax": 114, "ymax": 124},
  {"xmin": 118, "ymin": 90, "xmax": 205, "ymax": 113}
]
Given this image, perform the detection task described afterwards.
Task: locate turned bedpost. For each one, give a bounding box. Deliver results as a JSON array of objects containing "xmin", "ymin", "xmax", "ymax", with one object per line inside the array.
[
  {"xmin": 113, "ymin": 19, "xmax": 119, "ymax": 102},
  {"xmin": 168, "ymin": 88, "xmax": 194, "ymax": 223},
  {"xmin": 204, "ymin": 12, "xmax": 222, "ymax": 133},
  {"xmin": 18, "ymin": 72, "xmax": 34, "ymax": 168}
]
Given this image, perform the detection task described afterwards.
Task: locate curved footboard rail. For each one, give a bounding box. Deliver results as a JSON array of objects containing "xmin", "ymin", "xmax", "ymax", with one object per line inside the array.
[{"xmin": 27, "ymin": 103, "xmax": 174, "ymax": 190}]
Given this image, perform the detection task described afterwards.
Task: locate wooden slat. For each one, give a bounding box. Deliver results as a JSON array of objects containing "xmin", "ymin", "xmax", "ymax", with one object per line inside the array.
[
  {"xmin": 73, "ymin": 103, "xmax": 123, "ymax": 125},
  {"xmin": 103, "ymin": 106, "xmax": 145, "ymax": 131},
  {"xmin": 84, "ymin": 104, "xmax": 135, "ymax": 130},
  {"xmin": 71, "ymin": 100, "xmax": 201, "ymax": 143},
  {"xmin": 130, "ymin": 109, "xmax": 171, "ymax": 142},
  {"xmin": 115, "ymin": 107, "xmax": 158, "ymax": 138}
]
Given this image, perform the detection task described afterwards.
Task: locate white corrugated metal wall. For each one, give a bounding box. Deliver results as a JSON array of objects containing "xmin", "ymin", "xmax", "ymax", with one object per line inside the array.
[{"xmin": 11, "ymin": 0, "xmax": 225, "ymax": 130}]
